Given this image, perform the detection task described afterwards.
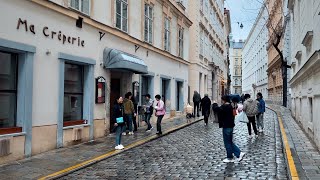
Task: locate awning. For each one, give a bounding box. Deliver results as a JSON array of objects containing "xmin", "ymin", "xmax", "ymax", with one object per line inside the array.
[{"xmin": 103, "ymin": 48, "xmax": 148, "ymax": 74}]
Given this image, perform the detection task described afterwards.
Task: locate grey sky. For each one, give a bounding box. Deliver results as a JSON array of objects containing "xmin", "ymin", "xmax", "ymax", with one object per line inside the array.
[{"xmin": 225, "ymin": 0, "xmax": 262, "ymax": 42}]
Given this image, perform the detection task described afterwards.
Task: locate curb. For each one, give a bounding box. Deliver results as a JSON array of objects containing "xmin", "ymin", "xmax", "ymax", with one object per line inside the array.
[
  {"xmin": 267, "ymin": 106, "xmax": 299, "ymax": 180},
  {"xmin": 38, "ymin": 117, "xmax": 204, "ymax": 180}
]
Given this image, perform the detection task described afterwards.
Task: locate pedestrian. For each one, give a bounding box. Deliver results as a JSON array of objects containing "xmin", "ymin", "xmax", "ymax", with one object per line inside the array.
[
  {"xmin": 193, "ymin": 91, "xmax": 201, "ymax": 117},
  {"xmin": 154, "ymin": 94, "xmax": 166, "ymax": 135},
  {"xmin": 144, "ymin": 94, "xmax": 154, "ymax": 132},
  {"xmin": 201, "ymin": 94, "xmax": 211, "ymax": 126},
  {"xmin": 113, "ymin": 96, "xmax": 125, "ymax": 150},
  {"xmin": 130, "ymin": 92, "xmax": 138, "ymax": 132},
  {"xmin": 123, "ymin": 92, "xmax": 136, "ymax": 135},
  {"xmin": 212, "ymin": 95, "xmax": 245, "ymax": 163},
  {"xmin": 243, "ymin": 94, "xmax": 259, "ymax": 138},
  {"xmin": 256, "ymin": 92, "xmax": 266, "ymax": 133},
  {"xmin": 210, "ymin": 100, "xmax": 219, "ymax": 123}
]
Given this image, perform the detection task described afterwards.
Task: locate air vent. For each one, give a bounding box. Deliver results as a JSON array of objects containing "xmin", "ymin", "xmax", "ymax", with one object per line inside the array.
[
  {"xmin": 72, "ymin": 128, "xmax": 83, "ymax": 141},
  {"xmin": 0, "ymin": 138, "xmax": 11, "ymax": 157}
]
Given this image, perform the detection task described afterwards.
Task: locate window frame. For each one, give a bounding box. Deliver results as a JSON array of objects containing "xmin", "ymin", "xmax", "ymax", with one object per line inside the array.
[
  {"xmin": 63, "ymin": 63, "xmax": 84, "ymax": 124},
  {"xmin": 200, "ymin": 30, "xmax": 204, "ymax": 56},
  {"xmin": 0, "ymin": 51, "xmax": 18, "ymax": 129},
  {"xmin": 115, "ymin": 0, "xmax": 128, "ymax": 32},
  {"xmin": 178, "ymin": 27, "xmax": 184, "ymax": 58},
  {"xmin": 144, "ymin": 3, "xmax": 153, "ymax": 44},
  {"xmin": 164, "ymin": 17, "xmax": 171, "ymax": 52},
  {"xmin": 69, "ymin": 0, "xmax": 91, "ymax": 16}
]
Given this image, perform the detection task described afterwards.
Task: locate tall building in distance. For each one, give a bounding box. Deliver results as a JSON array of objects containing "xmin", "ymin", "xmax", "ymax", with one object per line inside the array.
[
  {"xmin": 188, "ymin": 0, "xmax": 228, "ymax": 102},
  {"xmin": 266, "ymin": 0, "xmax": 284, "ymax": 105},
  {"xmin": 242, "ymin": 5, "xmax": 269, "ymax": 99},
  {"xmin": 229, "ymin": 39, "xmax": 244, "ymax": 95}
]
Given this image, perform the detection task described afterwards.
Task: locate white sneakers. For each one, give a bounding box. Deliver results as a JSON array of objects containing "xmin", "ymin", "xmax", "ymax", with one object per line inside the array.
[
  {"xmin": 128, "ymin": 132, "xmax": 134, "ymax": 135},
  {"xmin": 223, "ymin": 152, "xmax": 246, "ymax": 163},
  {"xmin": 248, "ymin": 134, "xmax": 258, "ymax": 138},
  {"xmin": 115, "ymin": 144, "xmax": 125, "ymax": 150},
  {"xmin": 122, "ymin": 132, "xmax": 126, "ymax": 136}
]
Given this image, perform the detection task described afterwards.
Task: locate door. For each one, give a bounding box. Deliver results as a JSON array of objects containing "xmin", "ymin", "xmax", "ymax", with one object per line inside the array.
[{"xmin": 110, "ymin": 78, "xmax": 121, "ymax": 132}]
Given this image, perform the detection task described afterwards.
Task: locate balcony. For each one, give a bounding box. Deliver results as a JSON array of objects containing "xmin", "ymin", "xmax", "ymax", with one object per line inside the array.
[{"xmin": 302, "ymin": 31, "xmax": 313, "ymax": 47}]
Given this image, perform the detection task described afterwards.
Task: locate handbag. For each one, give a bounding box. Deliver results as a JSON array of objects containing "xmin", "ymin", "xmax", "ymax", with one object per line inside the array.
[
  {"xmin": 236, "ymin": 112, "xmax": 249, "ymax": 123},
  {"xmin": 116, "ymin": 117, "xmax": 124, "ymax": 123}
]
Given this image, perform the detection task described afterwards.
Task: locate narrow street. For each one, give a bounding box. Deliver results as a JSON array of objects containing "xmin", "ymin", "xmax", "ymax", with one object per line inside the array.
[{"xmin": 60, "ymin": 109, "xmax": 287, "ymax": 179}]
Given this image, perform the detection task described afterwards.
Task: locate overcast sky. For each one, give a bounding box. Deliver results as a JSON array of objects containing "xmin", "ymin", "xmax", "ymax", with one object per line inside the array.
[{"xmin": 225, "ymin": 0, "xmax": 262, "ymax": 42}]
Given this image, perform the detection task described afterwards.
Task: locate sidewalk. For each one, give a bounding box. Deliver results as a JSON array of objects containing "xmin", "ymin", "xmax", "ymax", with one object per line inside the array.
[
  {"xmin": 0, "ymin": 116, "xmax": 203, "ymax": 180},
  {"xmin": 269, "ymin": 105, "xmax": 320, "ymax": 180}
]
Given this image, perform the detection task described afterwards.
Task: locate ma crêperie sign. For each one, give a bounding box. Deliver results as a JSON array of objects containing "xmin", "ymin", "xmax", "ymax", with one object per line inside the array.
[{"xmin": 16, "ymin": 18, "xmax": 85, "ymax": 47}]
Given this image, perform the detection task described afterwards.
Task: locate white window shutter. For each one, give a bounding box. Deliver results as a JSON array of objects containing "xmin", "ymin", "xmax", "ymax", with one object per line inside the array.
[{"xmin": 82, "ymin": 0, "xmax": 90, "ymax": 15}]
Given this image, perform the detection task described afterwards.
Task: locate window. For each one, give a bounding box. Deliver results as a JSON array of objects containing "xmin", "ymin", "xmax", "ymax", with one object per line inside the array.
[
  {"xmin": 178, "ymin": 27, "xmax": 184, "ymax": 58},
  {"xmin": 0, "ymin": 52, "xmax": 18, "ymax": 128},
  {"xmin": 64, "ymin": 64, "xmax": 84, "ymax": 122},
  {"xmin": 164, "ymin": 18, "xmax": 171, "ymax": 52},
  {"xmin": 200, "ymin": 30, "xmax": 204, "ymax": 56},
  {"xmin": 200, "ymin": 0, "xmax": 203, "ymax": 11},
  {"xmin": 144, "ymin": 4, "xmax": 153, "ymax": 44},
  {"xmin": 115, "ymin": 0, "xmax": 128, "ymax": 32},
  {"xmin": 70, "ymin": 0, "xmax": 90, "ymax": 15}
]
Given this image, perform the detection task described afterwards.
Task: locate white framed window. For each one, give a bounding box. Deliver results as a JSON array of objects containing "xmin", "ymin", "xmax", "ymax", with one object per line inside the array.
[
  {"xmin": 200, "ymin": 30, "xmax": 204, "ymax": 56},
  {"xmin": 164, "ymin": 18, "xmax": 171, "ymax": 52},
  {"xmin": 200, "ymin": 0, "xmax": 203, "ymax": 12},
  {"xmin": 115, "ymin": 0, "xmax": 128, "ymax": 32},
  {"xmin": 144, "ymin": 4, "xmax": 153, "ymax": 44},
  {"xmin": 70, "ymin": 0, "xmax": 90, "ymax": 15},
  {"xmin": 178, "ymin": 27, "xmax": 184, "ymax": 58}
]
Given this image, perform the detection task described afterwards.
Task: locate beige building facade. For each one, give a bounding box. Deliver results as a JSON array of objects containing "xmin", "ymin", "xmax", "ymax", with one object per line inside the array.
[
  {"xmin": 229, "ymin": 39, "xmax": 244, "ymax": 95},
  {"xmin": 0, "ymin": 0, "xmax": 192, "ymax": 164},
  {"xmin": 188, "ymin": 0, "xmax": 228, "ymax": 103}
]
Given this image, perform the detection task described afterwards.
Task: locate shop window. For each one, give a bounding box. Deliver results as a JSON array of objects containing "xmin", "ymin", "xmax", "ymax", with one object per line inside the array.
[
  {"xmin": 144, "ymin": 4, "xmax": 153, "ymax": 44},
  {"xmin": 63, "ymin": 63, "xmax": 84, "ymax": 124},
  {"xmin": 164, "ymin": 18, "xmax": 171, "ymax": 52},
  {"xmin": 115, "ymin": 0, "xmax": 128, "ymax": 32},
  {"xmin": 70, "ymin": 0, "xmax": 90, "ymax": 15},
  {"xmin": 0, "ymin": 51, "xmax": 18, "ymax": 128}
]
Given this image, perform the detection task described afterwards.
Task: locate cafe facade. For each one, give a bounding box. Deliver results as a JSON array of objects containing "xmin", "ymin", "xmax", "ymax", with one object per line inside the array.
[{"xmin": 0, "ymin": 0, "xmax": 192, "ymax": 164}]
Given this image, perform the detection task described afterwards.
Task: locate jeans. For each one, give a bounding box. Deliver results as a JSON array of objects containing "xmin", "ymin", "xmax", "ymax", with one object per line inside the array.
[
  {"xmin": 133, "ymin": 116, "xmax": 137, "ymax": 131},
  {"xmin": 115, "ymin": 125, "xmax": 123, "ymax": 146},
  {"xmin": 157, "ymin": 115, "xmax": 164, "ymax": 133},
  {"xmin": 194, "ymin": 102, "xmax": 200, "ymax": 116},
  {"xmin": 125, "ymin": 114, "xmax": 133, "ymax": 132},
  {"xmin": 256, "ymin": 113, "xmax": 264, "ymax": 130},
  {"xmin": 203, "ymin": 110, "xmax": 210, "ymax": 124},
  {"xmin": 145, "ymin": 113, "xmax": 152, "ymax": 130},
  {"xmin": 223, "ymin": 128, "xmax": 241, "ymax": 159},
  {"xmin": 247, "ymin": 116, "xmax": 258, "ymax": 135}
]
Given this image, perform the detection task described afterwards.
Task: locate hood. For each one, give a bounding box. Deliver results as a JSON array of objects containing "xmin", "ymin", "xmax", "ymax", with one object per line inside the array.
[
  {"xmin": 123, "ymin": 98, "xmax": 129, "ymax": 103},
  {"xmin": 247, "ymin": 98, "xmax": 254, "ymax": 103}
]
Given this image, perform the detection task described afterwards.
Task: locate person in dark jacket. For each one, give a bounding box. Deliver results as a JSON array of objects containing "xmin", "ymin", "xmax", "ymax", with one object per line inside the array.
[
  {"xmin": 201, "ymin": 94, "xmax": 211, "ymax": 126},
  {"xmin": 256, "ymin": 92, "xmax": 266, "ymax": 133},
  {"xmin": 113, "ymin": 96, "xmax": 125, "ymax": 150},
  {"xmin": 193, "ymin": 91, "xmax": 201, "ymax": 117},
  {"xmin": 213, "ymin": 95, "xmax": 245, "ymax": 163}
]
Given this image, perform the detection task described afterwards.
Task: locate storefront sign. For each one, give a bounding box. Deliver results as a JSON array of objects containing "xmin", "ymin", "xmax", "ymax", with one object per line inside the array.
[{"xmin": 16, "ymin": 18, "xmax": 85, "ymax": 47}]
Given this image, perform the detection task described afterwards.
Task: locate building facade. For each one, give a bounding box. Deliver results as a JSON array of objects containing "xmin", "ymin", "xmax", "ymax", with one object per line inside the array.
[
  {"xmin": 188, "ymin": 0, "xmax": 227, "ymax": 103},
  {"xmin": 266, "ymin": 0, "xmax": 284, "ymax": 105},
  {"xmin": 0, "ymin": 0, "xmax": 192, "ymax": 164},
  {"xmin": 242, "ymin": 5, "xmax": 269, "ymax": 99},
  {"xmin": 224, "ymin": 8, "xmax": 232, "ymax": 95},
  {"xmin": 287, "ymin": 0, "xmax": 320, "ymax": 148},
  {"xmin": 229, "ymin": 39, "xmax": 244, "ymax": 95}
]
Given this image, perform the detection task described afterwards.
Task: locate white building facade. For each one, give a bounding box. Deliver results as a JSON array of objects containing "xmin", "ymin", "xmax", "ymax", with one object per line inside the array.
[
  {"xmin": 188, "ymin": 0, "xmax": 227, "ymax": 103},
  {"xmin": 287, "ymin": 0, "xmax": 320, "ymax": 148},
  {"xmin": 242, "ymin": 5, "xmax": 269, "ymax": 99},
  {"xmin": 229, "ymin": 39, "xmax": 244, "ymax": 95},
  {"xmin": 0, "ymin": 0, "xmax": 192, "ymax": 164}
]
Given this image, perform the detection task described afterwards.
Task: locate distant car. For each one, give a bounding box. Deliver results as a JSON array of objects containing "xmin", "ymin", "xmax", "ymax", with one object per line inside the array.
[{"xmin": 228, "ymin": 94, "xmax": 241, "ymax": 103}]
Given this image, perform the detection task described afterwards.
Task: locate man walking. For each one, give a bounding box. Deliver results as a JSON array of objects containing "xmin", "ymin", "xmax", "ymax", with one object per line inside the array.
[
  {"xmin": 201, "ymin": 94, "xmax": 211, "ymax": 126},
  {"xmin": 243, "ymin": 94, "xmax": 259, "ymax": 138},
  {"xmin": 193, "ymin": 91, "xmax": 201, "ymax": 117},
  {"xmin": 144, "ymin": 94, "xmax": 154, "ymax": 132},
  {"xmin": 256, "ymin": 92, "xmax": 266, "ymax": 133}
]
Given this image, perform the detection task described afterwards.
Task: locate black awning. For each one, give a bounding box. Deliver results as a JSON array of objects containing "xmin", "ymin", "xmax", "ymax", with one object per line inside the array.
[{"xmin": 103, "ymin": 48, "xmax": 148, "ymax": 74}]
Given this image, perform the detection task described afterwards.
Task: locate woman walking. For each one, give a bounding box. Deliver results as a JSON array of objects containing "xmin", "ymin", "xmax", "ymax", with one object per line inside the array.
[
  {"xmin": 154, "ymin": 94, "xmax": 165, "ymax": 135},
  {"xmin": 201, "ymin": 94, "xmax": 211, "ymax": 126},
  {"xmin": 256, "ymin": 92, "xmax": 266, "ymax": 133},
  {"xmin": 123, "ymin": 92, "xmax": 136, "ymax": 135},
  {"xmin": 113, "ymin": 96, "xmax": 125, "ymax": 150},
  {"xmin": 243, "ymin": 94, "xmax": 259, "ymax": 138},
  {"xmin": 213, "ymin": 95, "xmax": 245, "ymax": 163}
]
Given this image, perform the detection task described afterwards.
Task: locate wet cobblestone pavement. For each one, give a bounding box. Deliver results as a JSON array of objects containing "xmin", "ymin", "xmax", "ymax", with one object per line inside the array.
[{"xmin": 60, "ymin": 109, "xmax": 288, "ymax": 179}]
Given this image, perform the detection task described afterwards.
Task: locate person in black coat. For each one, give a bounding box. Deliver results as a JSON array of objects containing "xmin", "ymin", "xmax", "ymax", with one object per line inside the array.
[
  {"xmin": 201, "ymin": 94, "xmax": 211, "ymax": 126},
  {"xmin": 113, "ymin": 96, "xmax": 125, "ymax": 150},
  {"xmin": 212, "ymin": 95, "xmax": 245, "ymax": 163}
]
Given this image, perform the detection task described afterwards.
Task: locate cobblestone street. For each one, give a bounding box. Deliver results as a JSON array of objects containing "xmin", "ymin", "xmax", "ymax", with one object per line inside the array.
[{"xmin": 60, "ymin": 109, "xmax": 287, "ymax": 179}]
